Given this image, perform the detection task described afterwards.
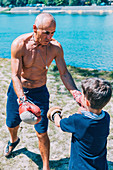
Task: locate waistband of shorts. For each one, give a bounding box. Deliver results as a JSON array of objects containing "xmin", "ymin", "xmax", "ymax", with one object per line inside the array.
[{"xmin": 23, "ymin": 84, "xmax": 47, "ymax": 92}]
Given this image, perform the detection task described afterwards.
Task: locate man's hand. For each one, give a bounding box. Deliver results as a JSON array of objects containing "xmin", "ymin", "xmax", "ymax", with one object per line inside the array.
[
  {"xmin": 47, "ymin": 106, "xmax": 62, "ymax": 123},
  {"xmin": 18, "ymin": 96, "xmax": 41, "ymax": 125},
  {"xmin": 72, "ymin": 90, "xmax": 84, "ymax": 107}
]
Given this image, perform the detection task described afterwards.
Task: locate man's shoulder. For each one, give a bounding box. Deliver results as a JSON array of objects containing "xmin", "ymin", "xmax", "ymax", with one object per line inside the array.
[
  {"xmin": 12, "ymin": 33, "xmax": 32, "ymax": 48},
  {"xmin": 50, "ymin": 38, "xmax": 62, "ymax": 47}
]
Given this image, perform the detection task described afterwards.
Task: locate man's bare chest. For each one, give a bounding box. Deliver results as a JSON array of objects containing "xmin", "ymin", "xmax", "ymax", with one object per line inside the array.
[{"xmin": 23, "ymin": 46, "xmax": 55, "ymax": 70}]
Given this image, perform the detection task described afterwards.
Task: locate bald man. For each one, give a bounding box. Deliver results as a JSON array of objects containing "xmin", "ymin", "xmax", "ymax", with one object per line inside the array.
[{"xmin": 4, "ymin": 13, "xmax": 77, "ymax": 170}]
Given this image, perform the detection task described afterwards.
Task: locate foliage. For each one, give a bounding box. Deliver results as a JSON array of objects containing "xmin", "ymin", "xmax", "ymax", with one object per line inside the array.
[
  {"xmin": 55, "ymin": 0, "xmax": 68, "ymax": 6},
  {"xmin": 47, "ymin": 0, "xmax": 56, "ymax": 5},
  {"xmin": 1, "ymin": 0, "xmax": 10, "ymax": 6},
  {"xmin": 90, "ymin": 0, "xmax": 96, "ymax": 4},
  {"xmin": 28, "ymin": 0, "xmax": 37, "ymax": 4},
  {"xmin": 96, "ymin": 0, "xmax": 101, "ymax": 5},
  {"xmin": 69, "ymin": 0, "xmax": 81, "ymax": 5},
  {"xmin": 0, "ymin": 0, "xmax": 109, "ymax": 6},
  {"xmin": 16, "ymin": 0, "xmax": 28, "ymax": 6}
]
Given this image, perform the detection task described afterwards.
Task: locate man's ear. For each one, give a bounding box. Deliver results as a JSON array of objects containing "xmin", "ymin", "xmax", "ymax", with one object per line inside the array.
[{"xmin": 33, "ymin": 24, "xmax": 37, "ymax": 33}]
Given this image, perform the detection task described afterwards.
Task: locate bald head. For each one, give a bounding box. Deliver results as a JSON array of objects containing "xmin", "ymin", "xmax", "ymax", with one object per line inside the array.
[{"xmin": 35, "ymin": 13, "xmax": 56, "ymax": 30}]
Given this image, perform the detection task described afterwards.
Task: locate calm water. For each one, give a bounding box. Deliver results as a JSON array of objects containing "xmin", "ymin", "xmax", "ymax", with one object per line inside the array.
[{"xmin": 0, "ymin": 13, "xmax": 113, "ymax": 71}]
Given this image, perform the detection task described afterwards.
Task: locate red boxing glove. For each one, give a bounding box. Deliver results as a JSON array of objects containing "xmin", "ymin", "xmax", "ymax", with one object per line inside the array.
[
  {"xmin": 18, "ymin": 96, "xmax": 41, "ymax": 125},
  {"xmin": 72, "ymin": 90, "xmax": 84, "ymax": 107}
]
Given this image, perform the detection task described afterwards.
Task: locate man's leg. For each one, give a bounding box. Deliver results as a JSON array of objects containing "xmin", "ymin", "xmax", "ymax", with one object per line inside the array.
[
  {"xmin": 4, "ymin": 125, "xmax": 19, "ymax": 156},
  {"xmin": 8, "ymin": 125, "xmax": 19, "ymax": 143},
  {"xmin": 35, "ymin": 131, "xmax": 50, "ymax": 170}
]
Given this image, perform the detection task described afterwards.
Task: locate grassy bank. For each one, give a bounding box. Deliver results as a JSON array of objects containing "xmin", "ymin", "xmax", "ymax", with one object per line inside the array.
[{"xmin": 0, "ymin": 58, "xmax": 113, "ymax": 170}]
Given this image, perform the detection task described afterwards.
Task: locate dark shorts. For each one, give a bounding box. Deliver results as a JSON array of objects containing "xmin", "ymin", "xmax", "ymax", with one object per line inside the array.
[{"xmin": 6, "ymin": 81, "xmax": 50, "ymax": 133}]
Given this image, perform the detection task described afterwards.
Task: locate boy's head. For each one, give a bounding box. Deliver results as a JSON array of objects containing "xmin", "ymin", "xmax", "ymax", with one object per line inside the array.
[{"xmin": 81, "ymin": 78, "xmax": 112, "ymax": 110}]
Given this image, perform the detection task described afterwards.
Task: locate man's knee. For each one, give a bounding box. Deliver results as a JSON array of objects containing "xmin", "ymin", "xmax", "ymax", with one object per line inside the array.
[
  {"xmin": 8, "ymin": 125, "xmax": 19, "ymax": 132},
  {"xmin": 6, "ymin": 118, "xmax": 21, "ymax": 128},
  {"xmin": 36, "ymin": 131, "xmax": 49, "ymax": 141}
]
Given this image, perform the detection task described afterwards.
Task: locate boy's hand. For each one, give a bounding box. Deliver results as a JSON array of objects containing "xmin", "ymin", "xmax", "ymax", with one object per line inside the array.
[
  {"xmin": 47, "ymin": 106, "xmax": 62, "ymax": 122},
  {"xmin": 54, "ymin": 114, "xmax": 61, "ymax": 127}
]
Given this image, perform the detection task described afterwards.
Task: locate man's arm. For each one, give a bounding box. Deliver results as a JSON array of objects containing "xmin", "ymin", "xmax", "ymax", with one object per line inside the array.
[
  {"xmin": 55, "ymin": 43, "xmax": 86, "ymax": 108},
  {"xmin": 55, "ymin": 44, "xmax": 78, "ymax": 95},
  {"xmin": 11, "ymin": 38, "xmax": 25, "ymax": 98}
]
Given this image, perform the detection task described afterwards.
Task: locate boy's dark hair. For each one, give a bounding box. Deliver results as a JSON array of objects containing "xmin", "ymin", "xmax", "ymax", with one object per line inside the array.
[{"xmin": 81, "ymin": 78, "xmax": 112, "ymax": 109}]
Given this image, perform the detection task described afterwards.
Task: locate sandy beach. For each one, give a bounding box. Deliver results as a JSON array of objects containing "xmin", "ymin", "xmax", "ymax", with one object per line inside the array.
[{"xmin": 0, "ymin": 58, "xmax": 113, "ymax": 169}]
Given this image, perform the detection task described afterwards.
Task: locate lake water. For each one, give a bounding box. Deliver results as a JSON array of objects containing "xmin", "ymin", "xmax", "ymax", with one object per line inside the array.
[{"xmin": 0, "ymin": 13, "xmax": 113, "ymax": 71}]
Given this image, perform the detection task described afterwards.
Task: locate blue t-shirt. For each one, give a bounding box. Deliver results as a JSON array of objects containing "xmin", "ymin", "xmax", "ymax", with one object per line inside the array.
[{"xmin": 60, "ymin": 110, "xmax": 110, "ymax": 170}]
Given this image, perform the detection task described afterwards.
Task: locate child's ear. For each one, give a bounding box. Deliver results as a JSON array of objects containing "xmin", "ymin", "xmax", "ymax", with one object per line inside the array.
[{"xmin": 85, "ymin": 98, "xmax": 90, "ymax": 107}]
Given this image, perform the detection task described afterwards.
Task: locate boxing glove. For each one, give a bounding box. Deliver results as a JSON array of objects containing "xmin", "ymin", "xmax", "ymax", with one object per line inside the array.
[
  {"xmin": 18, "ymin": 96, "xmax": 41, "ymax": 125},
  {"xmin": 47, "ymin": 106, "xmax": 62, "ymax": 122}
]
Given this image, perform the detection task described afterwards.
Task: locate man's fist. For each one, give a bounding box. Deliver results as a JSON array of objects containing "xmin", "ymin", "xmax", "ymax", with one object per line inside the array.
[
  {"xmin": 47, "ymin": 106, "xmax": 62, "ymax": 122},
  {"xmin": 18, "ymin": 96, "xmax": 41, "ymax": 125},
  {"xmin": 72, "ymin": 90, "xmax": 84, "ymax": 107}
]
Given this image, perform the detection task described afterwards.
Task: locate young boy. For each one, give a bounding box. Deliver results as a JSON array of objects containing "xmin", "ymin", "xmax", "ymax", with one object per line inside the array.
[{"xmin": 53, "ymin": 78, "xmax": 112, "ymax": 170}]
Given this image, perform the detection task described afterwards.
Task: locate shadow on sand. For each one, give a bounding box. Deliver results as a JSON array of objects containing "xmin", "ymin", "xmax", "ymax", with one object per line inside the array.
[
  {"xmin": 7, "ymin": 147, "xmax": 69, "ymax": 169},
  {"xmin": 7, "ymin": 147, "xmax": 113, "ymax": 170}
]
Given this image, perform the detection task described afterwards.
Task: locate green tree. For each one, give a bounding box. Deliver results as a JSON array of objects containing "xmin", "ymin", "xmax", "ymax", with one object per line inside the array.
[
  {"xmin": 2, "ymin": 0, "xmax": 16, "ymax": 6},
  {"xmin": 41, "ymin": 0, "xmax": 48, "ymax": 5},
  {"xmin": 69, "ymin": 0, "xmax": 80, "ymax": 5},
  {"xmin": 55, "ymin": 0, "xmax": 68, "ymax": 6},
  {"xmin": 2, "ymin": 0, "xmax": 9, "ymax": 6},
  {"xmin": 96, "ymin": 0, "xmax": 101, "ymax": 5},
  {"xmin": 0, "ymin": 0, "xmax": 3, "ymax": 6},
  {"xmin": 28, "ymin": 0, "xmax": 37, "ymax": 4},
  {"xmin": 90, "ymin": 0, "xmax": 96, "ymax": 4},
  {"xmin": 47, "ymin": 0, "xmax": 56, "ymax": 5},
  {"xmin": 16, "ymin": 0, "xmax": 28, "ymax": 6}
]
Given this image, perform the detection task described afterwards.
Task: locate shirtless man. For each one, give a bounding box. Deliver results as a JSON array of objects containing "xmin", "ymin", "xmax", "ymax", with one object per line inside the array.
[{"xmin": 4, "ymin": 13, "xmax": 78, "ymax": 170}]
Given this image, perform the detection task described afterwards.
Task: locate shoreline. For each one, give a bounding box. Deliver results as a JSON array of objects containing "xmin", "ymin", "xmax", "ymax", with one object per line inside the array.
[
  {"xmin": 1, "ymin": 57, "xmax": 113, "ymax": 72},
  {"xmin": 1, "ymin": 6, "xmax": 113, "ymax": 14}
]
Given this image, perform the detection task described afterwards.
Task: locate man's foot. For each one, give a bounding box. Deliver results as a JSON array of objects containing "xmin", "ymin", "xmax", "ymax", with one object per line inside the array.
[{"xmin": 4, "ymin": 137, "xmax": 20, "ymax": 157}]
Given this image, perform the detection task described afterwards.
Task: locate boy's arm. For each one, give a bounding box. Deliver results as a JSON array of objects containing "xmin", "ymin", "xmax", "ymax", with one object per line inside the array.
[
  {"xmin": 54, "ymin": 114, "xmax": 61, "ymax": 127},
  {"xmin": 47, "ymin": 106, "xmax": 62, "ymax": 127},
  {"xmin": 47, "ymin": 108, "xmax": 62, "ymax": 127},
  {"xmin": 48, "ymin": 106, "xmax": 87, "ymax": 140}
]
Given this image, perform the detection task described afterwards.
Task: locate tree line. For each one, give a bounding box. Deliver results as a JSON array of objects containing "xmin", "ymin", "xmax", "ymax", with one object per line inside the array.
[{"xmin": 0, "ymin": 0, "xmax": 109, "ymax": 7}]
